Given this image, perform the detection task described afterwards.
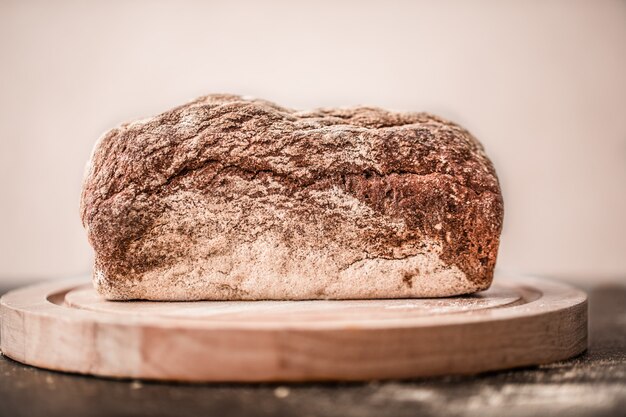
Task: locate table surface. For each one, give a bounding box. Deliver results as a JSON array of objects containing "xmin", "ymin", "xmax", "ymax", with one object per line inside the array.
[{"xmin": 1, "ymin": 279, "xmax": 625, "ymax": 417}]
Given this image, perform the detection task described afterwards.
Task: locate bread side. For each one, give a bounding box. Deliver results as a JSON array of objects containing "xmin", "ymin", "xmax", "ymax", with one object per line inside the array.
[{"xmin": 80, "ymin": 95, "xmax": 504, "ymax": 300}]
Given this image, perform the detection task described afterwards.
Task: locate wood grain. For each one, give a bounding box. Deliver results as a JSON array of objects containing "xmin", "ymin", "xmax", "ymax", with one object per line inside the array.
[{"xmin": 0, "ymin": 273, "xmax": 587, "ymax": 382}]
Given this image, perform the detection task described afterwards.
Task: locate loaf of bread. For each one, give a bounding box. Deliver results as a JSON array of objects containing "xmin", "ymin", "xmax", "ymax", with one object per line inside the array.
[{"xmin": 80, "ymin": 95, "xmax": 503, "ymax": 300}]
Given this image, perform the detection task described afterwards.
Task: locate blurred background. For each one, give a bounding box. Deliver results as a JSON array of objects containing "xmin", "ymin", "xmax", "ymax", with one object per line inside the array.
[{"xmin": 1, "ymin": 0, "xmax": 625, "ymax": 287}]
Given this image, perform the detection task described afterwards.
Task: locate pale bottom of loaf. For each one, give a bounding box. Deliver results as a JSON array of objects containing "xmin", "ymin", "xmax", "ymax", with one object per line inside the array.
[{"xmin": 94, "ymin": 237, "xmax": 488, "ymax": 300}]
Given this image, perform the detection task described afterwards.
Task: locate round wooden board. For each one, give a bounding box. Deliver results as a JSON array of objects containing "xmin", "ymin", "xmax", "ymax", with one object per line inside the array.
[{"xmin": 0, "ymin": 273, "xmax": 587, "ymax": 382}]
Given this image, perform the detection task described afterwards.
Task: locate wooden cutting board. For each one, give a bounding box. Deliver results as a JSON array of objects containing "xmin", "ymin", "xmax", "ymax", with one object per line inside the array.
[{"xmin": 0, "ymin": 273, "xmax": 587, "ymax": 382}]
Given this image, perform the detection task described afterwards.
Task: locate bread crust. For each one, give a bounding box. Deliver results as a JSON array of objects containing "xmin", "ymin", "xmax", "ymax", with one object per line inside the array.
[{"xmin": 80, "ymin": 95, "xmax": 504, "ymax": 300}]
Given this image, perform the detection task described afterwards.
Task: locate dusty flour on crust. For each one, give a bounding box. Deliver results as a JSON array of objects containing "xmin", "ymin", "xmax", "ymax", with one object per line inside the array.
[{"xmin": 81, "ymin": 94, "xmax": 504, "ymax": 300}]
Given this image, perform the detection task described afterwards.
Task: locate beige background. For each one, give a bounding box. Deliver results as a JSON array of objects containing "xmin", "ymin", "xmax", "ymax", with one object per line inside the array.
[{"xmin": 1, "ymin": 0, "xmax": 625, "ymax": 285}]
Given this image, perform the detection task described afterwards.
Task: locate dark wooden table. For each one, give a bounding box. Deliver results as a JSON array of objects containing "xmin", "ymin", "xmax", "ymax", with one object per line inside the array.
[{"xmin": 1, "ymin": 280, "xmax": 625, "ymax": 417}]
